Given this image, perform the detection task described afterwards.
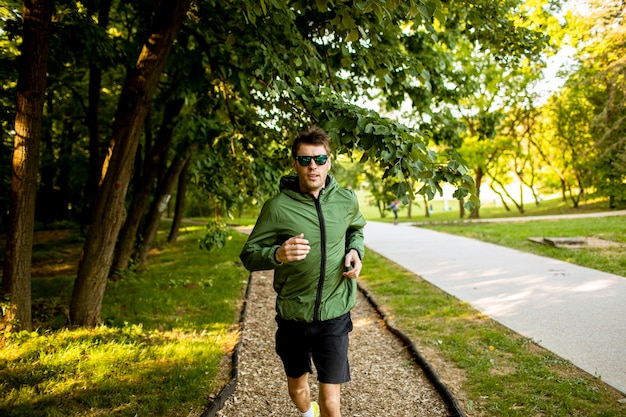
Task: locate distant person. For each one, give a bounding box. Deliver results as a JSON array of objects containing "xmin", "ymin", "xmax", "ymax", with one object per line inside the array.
[
  {"xmin": 240, "ymin": 126, "xmax": 366, "ymax": 417},
  {"xmin": 387, "ymin": 199, "xmax": 400, "ymax": 224}
]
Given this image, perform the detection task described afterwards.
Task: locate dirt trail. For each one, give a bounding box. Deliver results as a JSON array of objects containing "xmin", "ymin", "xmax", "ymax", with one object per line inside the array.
[{"xmin": 215, "ymin": 270, "xmax": 455, "ymax": 417}]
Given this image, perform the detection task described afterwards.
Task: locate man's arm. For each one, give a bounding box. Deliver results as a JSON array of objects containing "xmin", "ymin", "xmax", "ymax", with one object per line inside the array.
[
  {"xmin": 343, "ymin": 192, "xmax": 366, "ymax": 278},
  {"xmin": 239, "ymin": 202, "xmax": 283, "ymax": 271},
  {"xmin": 342, "ymin": 248, "xmax": 362, "ymax": 279},
  {"xmin": 239, "ymin": 201, "xmax": 312, "ymax": 271},
  {"xmin": 345, "ymin": 192, "xmax": 366, "ymax": 260}
]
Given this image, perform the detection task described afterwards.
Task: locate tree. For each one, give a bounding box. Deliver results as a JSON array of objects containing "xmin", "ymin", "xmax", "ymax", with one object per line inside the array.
[
  {"xmin": 84, "ymin": 0, "xmax": 113, "ymax": 228},
  {"xmin": 1, "ymin": 0, "xmax": 54, "ymax": 332},
  {"xmin": 167, "ymin": 156, "xmax": 191, "ymax": 243},
  {"xmin": 136, "ymin": 152, "xmax": 190, "ymax": 270},
  {"xmin": 111, "ymin": 98, "xmax": 184, "ymax": 273},
  {"xmin": 69, "ymin": 0, "xmax": 192, "ymax": 327},
  {"xmin": 575, "ymin": 0, "xmax": 626, "ymax": 207},
  {"xmin": 543, "ymin": 87, "xmax": 595, "ymax": 207},
  {"xmin": 414, "ymin": 0, "xmax": 564, "ymax": 217}
]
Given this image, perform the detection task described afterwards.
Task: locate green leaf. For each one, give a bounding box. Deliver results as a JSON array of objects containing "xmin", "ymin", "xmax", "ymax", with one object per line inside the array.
[
  {"xmin": 342, "ymin": 14, "xmax": 356, "ymax": 29},
  {"xmin": 434, "ymin": 8, "xmax": 445, "ymax": 24},
  {"xmin": 372, "ymin": 3, "xmax": 384, "ymax": 21},
  {"xmin": 373, "ymin": 124, "xmax": 389, "ymax": 135},
  {"xmin": 341, "ymin": 132, "xmax": 354, "ymax": 145},
  {"xmin": 453, "ymin": 187, "xmax": 469, "ymax": 199},
  {"xmin": 391, "ymin": 182, "xmax": 407, "ymax": 196},
  {"xmin": 360, "ymin": 134, "xmax": 374, "ymax": 150},
  {"xmin": 345, "ymin": 29, "xmax": 359, "ymax": 42}
]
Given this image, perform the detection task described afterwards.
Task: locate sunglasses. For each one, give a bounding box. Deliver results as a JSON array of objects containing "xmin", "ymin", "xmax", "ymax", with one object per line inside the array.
[{"xmin": 294, "ymin": 154, "xmax": 329, "ymax": 166}]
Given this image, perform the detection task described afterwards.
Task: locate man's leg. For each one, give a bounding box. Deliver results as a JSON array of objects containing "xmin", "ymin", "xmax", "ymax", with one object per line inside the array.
[
  {"xmin": 312, "ymin": 313, "xmax": 352, "ymax": 417},
  {"xmin": 319, "ymin": 382, "xmax": 341, "ymax": 417},
  {"xmin": 287, "ymin": 374, "xmax": 311, "ymax": 412}
]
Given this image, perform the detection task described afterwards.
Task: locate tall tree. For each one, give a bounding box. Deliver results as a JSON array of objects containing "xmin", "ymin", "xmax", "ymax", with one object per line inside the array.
[
  {"xmin": 576, "ymin": 0, "xmax": 626, "ymax": 207},
  {"xmin": 167, "ymin": 155, "xmax": 191, "ymax": 243},
  {"xmin": 84, "ymin": 0, "xmax": 113, "ymax": 227},
  {"xmin": 111, "ymin": 97, "xmax": 184, "ymax": 273},
  {"xmin": 136, "ymin": 152, "xmax": 191, "ymax": 270},
  {"xmin": 543, "ymin": 86, "xmax": 595, "ymax": 207},
  {"xmin": 1, "ymin": 0, "xmax": 55, "ymax": 331},
  {"xmin": 69, "ymin": 0, "xmax": 192, "ymax": 327}
]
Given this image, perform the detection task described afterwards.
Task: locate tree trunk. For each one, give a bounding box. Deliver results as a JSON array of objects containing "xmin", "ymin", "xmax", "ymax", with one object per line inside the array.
[
  {"xmin": 69, "ymin": 0, "xmax": 192, "ymax": 327},
  {"xmin": 406, "ymin": 180, "xmax": 414, "ymax": 219},
  {"xmin": 137, "ymin": 154, "xmax": 190, "ymax": 269},
  {"xmin": 492, "ymin": 176, "xmax": 524, "ymax": 213},
  {"xmin": 469, "ymin": 166, "xmax": 483, "ymax": 218},
  {"xmin": 111, "ymin": 98, "xmax": 184, "ymax": 273},
  {"xmin": 1, "ymin": 0, "xmax": 54, "ymax": 332},
  {"xmin": 490, "ymin": 183, "xmax": 511, "ymax": 211},
  {"xmin": 168, "ymin": 156, "xmax": 191, "ymax": 243},
  {"xmin": 83, "ymin": 0, "xmax": 112, "ymax": 230}
]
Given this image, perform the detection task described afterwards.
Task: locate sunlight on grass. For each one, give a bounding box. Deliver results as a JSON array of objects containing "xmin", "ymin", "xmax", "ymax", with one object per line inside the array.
[
  {"xmin": 0, "ymin": 229, "xmax": 248, "ymax": 417},
  {"xmin": 1, "ymin": 321, "xmax": 238, "ymax": 412}
]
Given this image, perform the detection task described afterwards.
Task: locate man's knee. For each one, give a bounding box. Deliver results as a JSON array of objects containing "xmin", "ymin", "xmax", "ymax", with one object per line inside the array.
[
  {"xmin": 319, "ymin": 383, "xmax": 341, "ymax": 416},
  {"xmin": 320, "ymin": 395, "xmax": 340, "ymax": 413},
  {"xmin": 287, "ymin": 375, "xmax": 310, "ymax": 401}
]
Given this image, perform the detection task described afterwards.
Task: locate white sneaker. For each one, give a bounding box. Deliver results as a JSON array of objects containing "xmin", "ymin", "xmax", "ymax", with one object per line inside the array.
[{"xmin": 311, "ymin": 401, "xmax": 320, "ymax": 417}]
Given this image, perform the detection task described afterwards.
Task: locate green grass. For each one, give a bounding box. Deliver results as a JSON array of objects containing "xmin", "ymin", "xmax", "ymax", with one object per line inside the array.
[
  {"xmin": 423, "ymin": 216, "xmax": 626, "ymax": 277},
  {"xmin": 0, "ymin": 225, "xmax": 249, "ymax": 417}
]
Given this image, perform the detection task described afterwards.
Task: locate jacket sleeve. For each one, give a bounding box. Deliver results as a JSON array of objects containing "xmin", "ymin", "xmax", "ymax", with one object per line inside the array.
[
  {"xmin": 239, "ymin": 200, "xmax": 284, "ymax": 271},
  {"xmin": 345, "ymin": 191, "xmax": 366, "ymax": 259}
]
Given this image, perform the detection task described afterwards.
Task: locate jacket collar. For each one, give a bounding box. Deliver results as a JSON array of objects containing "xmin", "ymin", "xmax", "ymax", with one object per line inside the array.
[{"xmin": 280, "ymin": 174, "xmax": 336, "ymax": 200}]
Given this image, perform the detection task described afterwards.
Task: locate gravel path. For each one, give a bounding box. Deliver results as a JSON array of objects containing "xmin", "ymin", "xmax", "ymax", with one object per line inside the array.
[{"xmin": 215, "ymin": 270, "xmax": 454, "ymax": 417}]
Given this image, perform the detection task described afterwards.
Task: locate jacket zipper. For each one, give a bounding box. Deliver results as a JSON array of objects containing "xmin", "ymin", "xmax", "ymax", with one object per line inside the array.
[{"xmin": 313, "ymin": 195, "xmax": 326, "ymax": 321}]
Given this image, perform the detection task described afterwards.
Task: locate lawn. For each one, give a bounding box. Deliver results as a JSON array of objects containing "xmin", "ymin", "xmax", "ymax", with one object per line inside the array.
[
  {"xmin": 1, "ymin": 224, "xmax": 249, "ymax": 417},
  {"xmin": 422, "ymin": 216, "xmax": 626, "ymax": 278}
]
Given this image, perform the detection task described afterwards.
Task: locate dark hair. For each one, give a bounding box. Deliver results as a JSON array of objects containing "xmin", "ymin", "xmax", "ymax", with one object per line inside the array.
[{"xmin": 291, "ymin": 126, "xmax": 331, "ymax": 157}]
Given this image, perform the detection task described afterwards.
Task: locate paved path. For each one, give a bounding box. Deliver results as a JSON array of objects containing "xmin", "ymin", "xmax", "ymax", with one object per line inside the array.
[{"xmin": 363, "ymin": 219, "xmax": 626, "ymax": 395}]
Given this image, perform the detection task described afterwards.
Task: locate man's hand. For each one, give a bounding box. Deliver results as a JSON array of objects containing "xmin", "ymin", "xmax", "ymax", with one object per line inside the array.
[
  {"xmin": 343, "ymin": 249, "xmax": 362, "ymax": 279},
  {"xmin": 275, "ymin": 234, "xmax": 310, "ymax": 263}
]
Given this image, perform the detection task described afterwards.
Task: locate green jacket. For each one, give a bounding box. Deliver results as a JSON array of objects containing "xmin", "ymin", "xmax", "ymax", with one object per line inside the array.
[{"xmin": 239, "ymin": 174, "xmax": 366, "ymax": 322}]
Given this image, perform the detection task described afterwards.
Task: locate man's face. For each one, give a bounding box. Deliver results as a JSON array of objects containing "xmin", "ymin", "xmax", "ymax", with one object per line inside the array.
[{"xmin": 292, "ymin": 143, "xmax": 331, "ymax": 198}]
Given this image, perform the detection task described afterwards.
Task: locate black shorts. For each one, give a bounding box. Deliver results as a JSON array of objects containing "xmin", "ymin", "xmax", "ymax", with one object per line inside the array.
[{"xmin": 275, "ymin": 312, "xmax": 353, "ymax": 384}]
